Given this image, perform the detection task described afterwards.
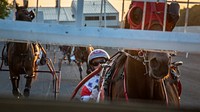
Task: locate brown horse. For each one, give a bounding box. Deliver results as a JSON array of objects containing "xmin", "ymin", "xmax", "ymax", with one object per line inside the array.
[
  {"xmin": 8, "ymin": 42, "xmax": 39, "ymax": 97},
  {"xmin": 59, "ymin": 45, "xmax": 94, "ymax": 80},
  {"xmin": 7, "ymin": 4, "xmax": 39, "ymax": 98},
  {"xmin": 73, "ymin": 46, "xmax": 94, "ymax": 80},
  {"xmin": 103, "ymin": 50, "xmax": 180, "ymax": 107}
]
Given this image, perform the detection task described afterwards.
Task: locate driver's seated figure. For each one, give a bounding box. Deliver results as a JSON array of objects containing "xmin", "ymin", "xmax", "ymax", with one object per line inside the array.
[{"xmin": 80, "ymin": 49, "xmax": 110, "ymax": 102}]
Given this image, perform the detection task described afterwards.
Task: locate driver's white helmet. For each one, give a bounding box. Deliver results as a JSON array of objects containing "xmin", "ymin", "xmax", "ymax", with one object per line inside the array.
[{"xmin": 88, "ymin": 49, "xmax": 110, "ymax": 64}]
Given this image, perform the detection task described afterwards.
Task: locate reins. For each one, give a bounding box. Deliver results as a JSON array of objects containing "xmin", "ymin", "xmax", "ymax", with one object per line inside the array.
[
  {"xmin": 70, "ymin": 65, "xmax": 102, "ymax": 100},
  {"xmin": 123, "ymin": 58, "xmax": 128, "ymax": 102}
]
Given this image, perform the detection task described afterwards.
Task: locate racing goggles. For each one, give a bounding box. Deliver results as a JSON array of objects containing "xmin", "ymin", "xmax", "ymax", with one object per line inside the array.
[{"xmin": 91, "ymin": 59, "xmax": 106, "ymax": 66}]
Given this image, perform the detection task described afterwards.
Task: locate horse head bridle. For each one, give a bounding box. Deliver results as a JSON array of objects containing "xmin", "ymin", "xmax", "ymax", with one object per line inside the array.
[
  {"xmin": 123, "ymin": 49, "xmax": 171, "ymax": 80},
  {"xmin": 114, "ymin": 50, "xmax": 171, "ymax": 104},
  {"xmin": 122, "ymin": 50, "xmax": 153, "ymax": 78}
]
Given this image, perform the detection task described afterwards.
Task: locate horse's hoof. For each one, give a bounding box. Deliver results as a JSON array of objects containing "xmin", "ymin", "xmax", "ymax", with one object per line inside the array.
[
  {"xmin": 23, "ymin": 88, "xmax": 30, "ymax": 97},
  {"xmin": 12, "ymin": 89, "xmax": 22, "ymax": 98},
  {"xmin": 13, "ymin": 93, "xmax": 22, "ymax": 98}
]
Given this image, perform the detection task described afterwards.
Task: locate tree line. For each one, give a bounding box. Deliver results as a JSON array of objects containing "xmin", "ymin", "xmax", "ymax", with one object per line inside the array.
[
  {"xmin": 176, "ymin": 5, "xmax": 200, "ymax": 26},
  {"xmin": 0, "ymin": 0, "xmax": 11, "ymax": 19}
]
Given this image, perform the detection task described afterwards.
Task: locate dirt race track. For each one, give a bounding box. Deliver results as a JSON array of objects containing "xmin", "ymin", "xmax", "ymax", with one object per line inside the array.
[{"xmin": 0, "ymin": 42, "xmax": 200, "ymax": 111}]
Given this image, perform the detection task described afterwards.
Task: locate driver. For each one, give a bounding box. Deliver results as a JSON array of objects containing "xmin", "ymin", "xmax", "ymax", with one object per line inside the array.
[{"xmin": 80, "ymin": 49, "xmax": 110, "ymax": 102}]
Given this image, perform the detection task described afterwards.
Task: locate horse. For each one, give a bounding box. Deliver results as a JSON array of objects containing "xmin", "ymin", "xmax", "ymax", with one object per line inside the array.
[
  {"xmin": 73, "ymin": 46, "xmax": 94, "ymax": 80},
  {"xmin": 59, "ymin": 45, "xmax": 94, "ymax": 80},
  {"xmin": 7, "ymin": 42, "xmax": 39, "ymax": 97},
  {"xmin": 102, "ymin": 50, "xmax": 180, "ymax": 107},
  {"xmin": 7, "ymin": 4, "xmax": 40, "ymax": 98}
]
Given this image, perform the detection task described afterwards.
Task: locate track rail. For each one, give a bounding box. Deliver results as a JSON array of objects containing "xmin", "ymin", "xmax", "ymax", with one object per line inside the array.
[{"xmin": 0, "ymin": 20, "xmax": 200, "ymax": 52}]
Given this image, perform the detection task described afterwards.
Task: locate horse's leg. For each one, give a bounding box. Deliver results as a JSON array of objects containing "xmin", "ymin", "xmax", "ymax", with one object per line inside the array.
[
  {"xmin": 23, "ymin": 75, "xmax": 33, "ymax": 97},
  {"xmin": 67, "ymin": 53, "xmax": 71, "ymax": 64},
  {"xmin": 63, "ymin": 53, "xmax": 67, "ymax": 64},
  {"xmin": 79, "ymin": 66, "xmax": 83, "ymax": 80},
  {"xmin": 10, "ymin": 75, "xmax": 22, "ymax": 97},
  {"xmin": 77, "ymin": 62, "xmax": 83, "ymax": 80}
]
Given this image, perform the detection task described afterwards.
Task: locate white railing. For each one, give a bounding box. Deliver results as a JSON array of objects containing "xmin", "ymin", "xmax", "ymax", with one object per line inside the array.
[
  {"xmin": 0, "ymin": 20, "xmax": 200, "ymax": 52},
  {"xmin": 173, "ymin": 26, "xmax": 200, "ymax": 33}
]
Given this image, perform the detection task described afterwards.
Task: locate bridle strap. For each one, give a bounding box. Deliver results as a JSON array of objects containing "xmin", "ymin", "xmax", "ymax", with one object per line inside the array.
[
  {"xmin": 121, "ymin": 50, "xmax": 143, "ymax": 62},
  {"xmin": 142, "ymin": 52, "xmax": 150, "ymax": 76},
  {"xmin": 162, "ymin": 79, "xmax": 169, "ymax": 106},
  {"xmin": 123, "ymin": 58, "xmax": 129, "ymax": 102},
  {"xmin": 121, "ymin": 50, "xmax": 150, "ymax": 76}
]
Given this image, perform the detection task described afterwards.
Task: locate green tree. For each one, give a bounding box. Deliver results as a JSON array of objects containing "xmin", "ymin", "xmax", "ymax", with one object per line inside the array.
[
  {"xmin": 0, "ymin": 0, "xmax": 11, "ymax": 19},
  {"xmin": 176, "ymin": 5, "xmax": 200, "ymax": 26}
]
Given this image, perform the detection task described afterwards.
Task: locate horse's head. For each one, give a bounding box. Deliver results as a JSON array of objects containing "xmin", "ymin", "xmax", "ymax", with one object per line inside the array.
[
  {"xmin": 86, "ymin": 45, "xmax": 94, "ymax": 55},
  {"xmin": 74, "ymin": 46, "xmax": 94, "ymax": 62},
  {"xmin": 125, "ymin": 1, "xmax": 180, "ymax": 31},
  {"xmin": 107, "ymin": 50, "xmax": 179, "ymax": 105},
  {"xmin": 15, "ymin": 4, "xmax": 35, "ymax": 21},
  {"xmin": 138, "ymin": 50, "xmax": 171, "ymax": 79}
]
